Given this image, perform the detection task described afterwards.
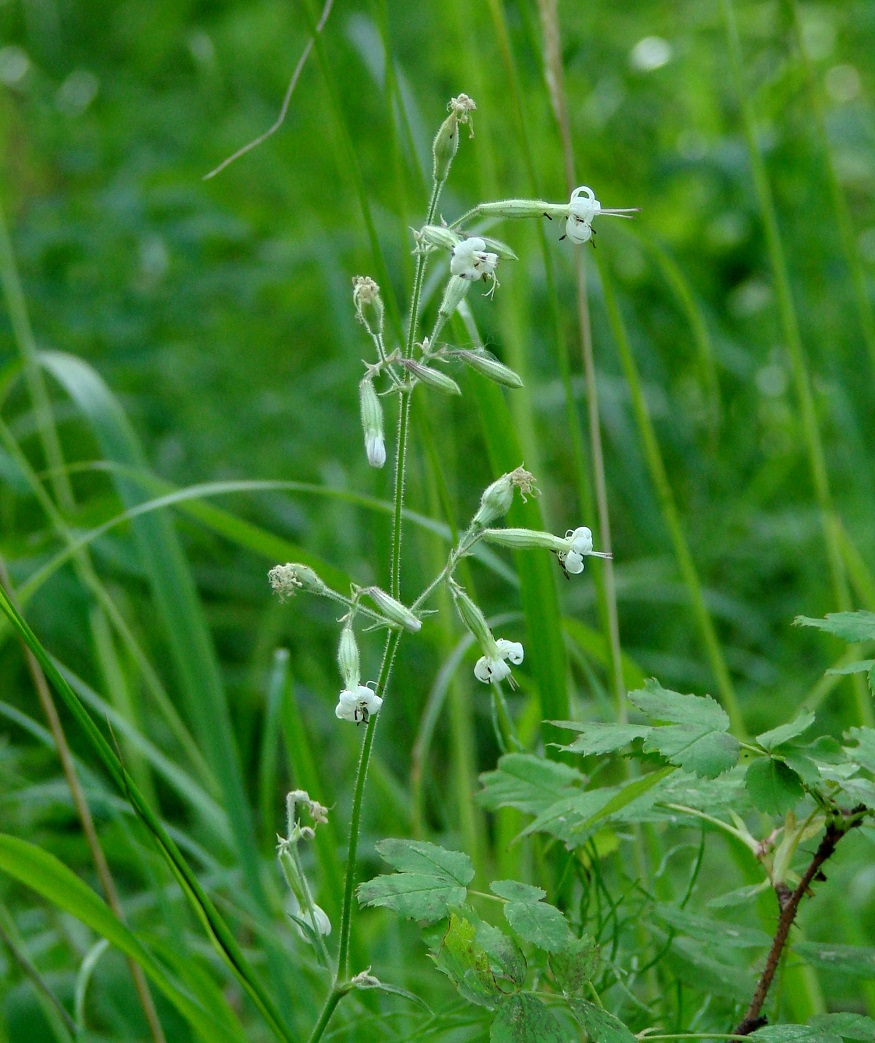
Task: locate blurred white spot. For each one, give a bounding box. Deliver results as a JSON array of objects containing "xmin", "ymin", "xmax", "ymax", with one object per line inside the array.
[
  {"xmin": 0, "ymin": 45, "xmax": 30, "ymax": 87},
  {"xmin": 858, "ymin": 226, "xmax": 875, "ymax": 263},
  {"xmin": 584, "ymin": 75, "xmax": 624, "ymax": 129},
  {"xmin": 800, "ymin": 15, "xmax": 836, "ymax": 60},
  {"xmin": 824, "ymin": 64, "xmax": 861, "ymax": 102},
  {"xmin": 188, "ymin": 31, "xmax": 216, "ymax": 70},
  {"xmin": 756, "ymin": 363, "xmax": 787, "ymax": 398},
  {"xmin": 677, "ymin": 130, "xmax": 707, "ymax": 160},
  {"xmin": 139, "ymin": 235, "xmax": 169, "ymax": 287},
  {"xmin": 630, "ymin": 36, "xmax": 672, "ymax": 72},
  {"xmin": 708, "ymin": 211, "xmax": 750, "ymax": 249},
  {"xmin": 728, "ymin": 279, "xmax": 771, "ymax": 319},
  {"xmin": 56, "ymin": 70, "xmax": 99, "ymax": 115}
]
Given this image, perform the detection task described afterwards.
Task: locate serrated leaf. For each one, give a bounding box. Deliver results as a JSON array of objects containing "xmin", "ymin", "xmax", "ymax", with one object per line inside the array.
[
  {"xmin": 811, "ymin": 1013, "xmax": 875, "ymax": 1041},
  {"xmin": 827, "ymin": 659, "xmax": 875, "ymax": 676},
  {"xmin": 490, "ymin": 994, "xmax": 566, "ymax": 1042},
  {"xmin": 796, "ymin": 611, "xmax": 875, "ymax": 643},
  {"xmin": 478, "ymin": 754, "xmax": 584, "ymax": 815},
  {"xmin": 569, "ymin": 1000, "xmax": 637, "ymax": 1043},
  {"xmin": 776, "ymin": 748, "xmax": 821, "ymax": 787},
  {"xmin": 652, "ymin": 904, "xmax": 770, "ymax": 948},
  {"xmin": 844, "ymin": 727, "xmax": 875, "ymax": 773},
  {"xmin": 794, "ymin": 941, "xmax": 875, "ymax": 978},
  {"xmin": 630, "ymin": 679, "xmax": 740, "ymax": 777},
  {"xmin": 757, "ymin": 711, "xmax": 816, "ymax": 751},
  {"xmin": 552, "ymin": 722, "xmax": 651, "ymax": 756},
  {"xmin": 502, "ymin": 898, "xmax": 574, "ymax": 954},
  {"xmin": 549, "ymin": 936, "xmax": 600, "ymax": 995},
  {"xmin": 357, "ymin": 841, "xmax": 473, "ymax": 923},
  {"xmin": 475, "ymin": 921, "xmax": 527, "ymax": 987},
  {"xmin": 491, "ymin": 880, "xmax": 546, "ymax": 903},
  {"xmin": 375, "ymin": 839, "xmax": 475, "ymax": 883},
  {"xmin": 745, "ymin": 757, "xmax": 805, "ymax": 814},
  {"xmin": 751, "ymin": 1025, "xmax": 842, "ymax": 1043},
  {"xmin": 432, "ymin": 914, "xmax": 504, "ymax": 1009}
]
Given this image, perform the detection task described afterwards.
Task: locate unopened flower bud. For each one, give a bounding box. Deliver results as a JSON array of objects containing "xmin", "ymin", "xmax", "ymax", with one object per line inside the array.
[
  {"xmin": 432, "ymin": 93, "xmax": 476, "ymax": 183},
  {"xmin": 454, "ymin": 349, "xmax": 523, "ymax": 388},
  {"xmin": 401, "ymin": 359, "xmax": 462, "ymax": 396},
  {"xmin": 269, "ymin": 563, "xmax": 327, "ymax": 600},
  {"xmin": 352, "ymin": 276, "xmax": 384, "ymax": 334},
  {"xmin": 482, "ymin": 528, "xmax": 566, "ymax": 552},
  {"xmin": 337, "ymin": 625, "xmax": 360, "ymax": 690},
  {"xmin": 416, "ymin": 224, "xmax": 462, "ymax": 252},
  {"xmin": 435, "ymin": 275, "xmax": 471, "ymax": 338},
  {"xmin": 359, "ymin": 378, "xmax": 386, "ymax": 468},
  {"xmin": 450, "ymin": 582, "xmax": 495, "ymax": 653},
  {"xmin": 364, "ymin": 586, "xmax": 422, "ymax": 632},
  {"xmin": 471, "ymin": 466, "xmax": 539, "ymax": 528}
]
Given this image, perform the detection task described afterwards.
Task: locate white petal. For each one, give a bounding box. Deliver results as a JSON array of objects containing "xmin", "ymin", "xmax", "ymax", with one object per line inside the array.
[
  {"xmin": 565, "ymin": 215, "xmax": 593, "ymax": 245},
  {"xmin": 496, "ymin": 638, "xmax": 524, "ymax": 665},
  {"xmin": 366, "ymin": 433, "xmax": 386, "ymax": 468},
  {"xmin": 569, "ymin": 526, "xmax": 593, "ymax": 556},
  {"xmin": 563, "ymin": 551, "xmax": 585, "ymax": 574},
  {"xmin": 335, "ymin": 689, "xmax": 359, "ymax": 721},
  {"xmin": 474, "ymin": 656, "xmax": 493, "ymax": 683},
  {"xmin": 356, "ymin": 684, "xmax": 383, "ymax": 717}
]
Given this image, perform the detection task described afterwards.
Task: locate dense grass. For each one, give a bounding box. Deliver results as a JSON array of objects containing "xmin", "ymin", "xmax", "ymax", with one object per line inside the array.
[{"xmin": 1, "ymin": 1, "xmax": 874, "ymax": 1039}]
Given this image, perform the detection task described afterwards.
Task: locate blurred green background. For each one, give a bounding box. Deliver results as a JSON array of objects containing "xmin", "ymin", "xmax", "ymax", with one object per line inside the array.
[{"xmin": 1, "ymin": 0, "xmax": 874, "ymax": 1039}]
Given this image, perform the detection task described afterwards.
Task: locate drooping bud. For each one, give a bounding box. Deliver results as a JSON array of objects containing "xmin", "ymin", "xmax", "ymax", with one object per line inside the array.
[
  {"xmin": 432, "ymin": 93, "xmax": 476, "ymax": 184},
  {"xmin": 449, "ymin": 581, "xmax": 496, "ymax": 654},
  {"xmin": 363, "ymin": 586, "xmax": 422, "ymax": 632},
  {"xmin": 432, "ymin": 275, "xmax": 472, "ymax": 344},
  {"xmin": 471, "ymin": 467, "xmax": 539, "ymax": 528},
  {"xmin": 337, "ymin": 625, "xmax": 360, "ymax": 690},
  {"xmin": 359, "ymin": 378, "xmax": 386, "ymax": 468},
  {"xmin": 481, "ymin": 528, "xmax": 567, "ymax": 552},
  {"xmin": 268, "ymin": 563, "xmax": 327, "ymax": 600},
  {"xmin": 352, "ymin": 276, "xmax": 384, "ymax": 335},
  {"xmin": 416, "ymin": 224, "xmax": 463, "ymax": 252},
  {"xmin": 453, "ymin": 349, "xmax": 523, "ymax": 388},
  {"xmin": 400, "ymin": 358, "xmax": 462, "ymax": 396}
]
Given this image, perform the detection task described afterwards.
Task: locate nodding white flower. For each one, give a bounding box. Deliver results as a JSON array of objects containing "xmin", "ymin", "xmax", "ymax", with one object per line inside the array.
[
  {"xmin": 474, "ymin": 638, "xmax": 524, "ymax": 685},
  {"xmin": 359, "ymin": 378, "xmax": 386, "ymax": 469},
  {"xmin": 450, "ymin": 237, "xmax": 500, "ymax": 287},
  {"xmin": 565, "ymin": 186, "xmax": 639, "ymax": 245},
  {"xmin": 365, "ymin": 431, "xmax": 386, "ymax": 468},
  {"xmin": 557, "ymin": 525, "xmax": 613, "ymax": 575},
  {"xmin": 335, "ymin": 684, "xmax": 383, "ymax": 724},
  {"xmin": 289, "ymin": 894, "xmax": 332, "ymax": 939}
]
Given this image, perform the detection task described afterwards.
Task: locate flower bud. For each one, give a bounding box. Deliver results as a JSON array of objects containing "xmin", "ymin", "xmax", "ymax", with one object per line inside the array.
[
  {"xmin": 471, "ymin": 467, "xmax": 539, "ymax": 528},
  {"xmin": 482, "ymin": 527, "xmax": 566, "ymax": 552},
  {"xmin": 268, "ymin": 563, "xmax": 327, "ymax": 600},
  {"xmin": 432, "ymin": 94, "xmax": 476, "ymax": 183},
  {"xmin": 359, "ymin": 378, "xmax": 386, "ymax": 468},
  {"xmin": 470, "ymin": 198, "xmax": 566, "ymax": 220},
  {"xmin": 416, "ymin": 224, "xmax": 462, "ymax": 252},
  {"xmin": 436, "ymin": 275, "xmax": 471, "ymax": 334},
  {"xmin": 454, "ymin": 349, "xmax": 523, "ymax": 388},
  {"xmin": 352, "ymin": 276, "xmax": 384, "ymax": 335},
  {"xmin": 401, "ymin": 358, "xmax": 462, "ymax": 396},
  {"xmin": 363, "ymin": 586, "xmax": 422, "ymax": 632},
  {"xmin": 337, "ymin": 625, "xmax": 360, "ymax": 690}
]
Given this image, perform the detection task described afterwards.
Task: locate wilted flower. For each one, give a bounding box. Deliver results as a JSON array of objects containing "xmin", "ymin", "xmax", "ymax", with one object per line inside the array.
[{"xmin": 268, "ymin": 563, "xmax": 327, "ymax": 599}]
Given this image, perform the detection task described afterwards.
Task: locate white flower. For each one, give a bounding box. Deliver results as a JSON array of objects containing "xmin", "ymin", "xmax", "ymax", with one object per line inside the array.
[
  {"xmin": 365, "ymin": 431, "xmax": 386, "ymax": 468},
  {"xmin": 289, "ymin": 894, "xmax": 332, "ymax": 939},
  {"xmin": 450, "ymin": 237, "xmax": 500, "ymax": 285},
  {"xmin": 474, "ymin": 638, "xmax": 524, "ymax": 685},
  {"xmin": 564, "ymin": 186, "xmax": 639, "ymax": 245},
  {"xmin": 335, "ymin": 684, "xmax": 383, "ymax": 723},
  {"xmin": 557, "ymin": 525, "xmax": 612, "ymax": 575}
]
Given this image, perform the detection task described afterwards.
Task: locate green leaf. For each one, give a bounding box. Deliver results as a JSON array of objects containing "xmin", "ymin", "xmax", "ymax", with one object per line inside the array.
[
  {"xmin": 568, "ymin": 999, "xmax": 637, "ymax": 1043},
  {"xmin": 478, "ymin": 754, "xmax": 584, "ymax": 816},
  {"xmin": 844, "ymin": 727, "xmax": 875, "ymax": 773},
  {"xmin": 551, "ymin": 722, "xmax": 651, "ymax": 756},
  {"xmin": 475, "ymin": 921, "xmax": 527, "ymax": 988},
  {"xmin": 794, "ymin": 941, "xmax": 875, "ymax": 978},
  {"xmin": 490, "ymin": 881, "xmax": 574, "ymax": 954},
  {"xmin": 745, "ymin": 757, "xmax": 805, "ymax": 814},
  {"xmin": 796, "ymin": 611, "xmax": 875, "ymax": 643},
  {"xmin": 580, "ymin": 765, "xmax": 676, "ymax": 829},
  {"xmin": 490, "ymin": 880, "xmax": 546, "ymax": 903},
  {"xmin": 629, "ymin": 679, "xmax": 740, "ymax": 777},
  {"xmin": 776, "ymin": 748, "xmax": 821, "ymax": 788},
  {"xmin": 827, "ymin": 659, "xmax": 875, "ymax": 676},
  {"xmin": 432, "ymin": 914, "xmax": 504, "ymax": 1009},
  {"xmin": 0, "ymin": 835, "xmax": 242, "ymax": 1043},
  {"xmin": 490, "ymin": 994, "xmax": 566, "ymax": 1042},
  {"xmin": 751, "ymin": 1026, "xmax": 842, "ymax": 1043},
  {"xmin": 757, "ymin": 711, "xmax": 817, "ymax": 751},
  {"xmin": 548, "ymin": 936, "xmax": 601, "ymax": 995},
  {"xmin": 652, "ymin": 904, "xmax": 770, "ymax": 948},
  {"xmin": 357, "ymin": 840, "xmax": 473, "ymax": 923},
  {"xmin": 375, "ymin": 839, "xmax": 475, "ymax": 882},
  {"xmin": 810, "ymin": 1014, "xmax": 875, "ymax": 1041}
]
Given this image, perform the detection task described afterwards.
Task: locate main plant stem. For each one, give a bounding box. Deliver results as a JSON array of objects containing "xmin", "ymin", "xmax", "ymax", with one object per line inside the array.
[{"xmin": 311, "ymin": 178, "xmax": 444, "ymax": 1042}]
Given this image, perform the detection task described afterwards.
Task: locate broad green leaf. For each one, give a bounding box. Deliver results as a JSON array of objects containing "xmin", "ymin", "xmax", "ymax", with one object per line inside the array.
[
  {"xmin": 357, "ymin": 871, "xmax": 468, "ymax": 924},
  {"xmin": 794, "ymin": 941, "xmax": 875, "ymax": 978},
  {"xmin": 844, "ymin": 727, "xmax": 875, "ymax": 773},
  {"xmin": 478, "ymin": 754, "xmax": 584, "ymax": 816},
  {"xmin": 490, "ymin": 994, "xmax": 565, "ymax": 1042},
  {"xmin": 796, "ymin": 611, "xmax": 875, "ymax": 643},
  {"xmin": 776, "ymin": 748, "xmax": 821, "ymax": 787},
  {"xmin": 490, "ymin": 880, "xmax": 546, "ymax": 903},
  {"xmin": 0, "ymin": 835, "xmax": 241, "ymax": 1043},
  {"xmin": 757, "ymin": 711, "xmax": 816, "ymax": 751},
  {"xmin": 552, "ymin": 722, "xmax": 651, "ymax": 757},
  {"xmin": 745, "ymin": 757, "xmax": 805, "ymax": 814},
  {"xmin": 569, "ymin": 999, "xmax": 637, "ymax": 1043},
  {"xmin": 475, "ymin": 921, "xmax": 527, "ymax": 988},
  {"xmin": 751, "ymin": 1026, "xmax": 842, "ymax": 1043},
  {"xmin": 499, "ymin": 896, "xmax": 574, "ymax": 954},
  {"xmin": 827, "ymin": 659, "xmax": 875, "ymax": 676},
  {"xmin": 810, "ymin": 1014, "xmax": 875, "ymax": 1041},
  {"xmin": 549, "ymin": 936, "xmax": 601, "ymax": 995},
  {"xmin": 629, "ymin": 679, "xmax": 740, "ymax": 777},
  {"xmin": 375, "ymin": 839, "xmax": 475, "ymax": 883},
  {"xmin": 652, "ymin": 904, "xmax": 770, "ymax": 948},
  {"xmin": 432, "ymin": 914, "xmax": 504, "ymax": 1009}
]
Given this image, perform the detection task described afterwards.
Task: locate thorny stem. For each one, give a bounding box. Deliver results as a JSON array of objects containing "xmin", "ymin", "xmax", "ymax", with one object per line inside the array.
[{"xmin": 734, "ymin": 808, "xmax": 866, "ymax": 1035}]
